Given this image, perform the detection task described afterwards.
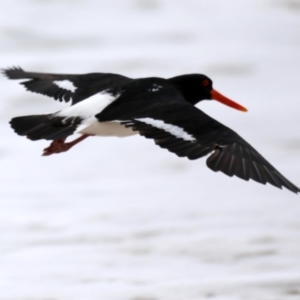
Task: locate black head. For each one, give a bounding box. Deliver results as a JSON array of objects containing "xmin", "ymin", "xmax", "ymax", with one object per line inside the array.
[
  {"xmin": 168, "ymin": 74, "xmax": 247, "ymax": 111},
  {"xmin": 169, "ymin": 74, "xmax": 212, "ymax": 104}
]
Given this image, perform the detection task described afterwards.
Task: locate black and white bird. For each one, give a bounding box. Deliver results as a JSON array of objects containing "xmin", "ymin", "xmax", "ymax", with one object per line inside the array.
[{"xmin": 2, "ymin": 66, "xmax": 299, "ymax": 194}]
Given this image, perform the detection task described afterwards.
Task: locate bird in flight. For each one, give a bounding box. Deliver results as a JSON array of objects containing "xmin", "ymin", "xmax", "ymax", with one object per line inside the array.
[{"xmin": 2, "ymin": 67, "xmax": 299, "ymax": 194}]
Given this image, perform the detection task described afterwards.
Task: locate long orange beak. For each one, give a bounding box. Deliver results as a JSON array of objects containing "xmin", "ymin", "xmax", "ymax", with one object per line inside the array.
[{"xmin": 211, "ymin": 89, "xmax": 248, "ymax": 112}]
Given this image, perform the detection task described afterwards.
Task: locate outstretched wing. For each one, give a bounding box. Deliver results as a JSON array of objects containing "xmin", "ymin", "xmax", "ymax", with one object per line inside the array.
[
  {"xmin": 2, "ymin": 66, "xmax": 132, "ymax": 105},
  {"xmin": 97, "ymin": 82, "xmax": 300, "ymax": 194}
]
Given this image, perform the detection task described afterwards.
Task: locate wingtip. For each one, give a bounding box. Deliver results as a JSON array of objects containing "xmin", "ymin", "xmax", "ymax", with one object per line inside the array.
[
  {"xmin": 1, "ymin": 67, "xmax": 9, "ymax": 78},
  {"xmin": 286, "ymin": 185, "xmax": 300, "ymax": 195},
  {"xmin": 206, "ymin": 145, "xmax": 300, "ymax": 195},
  {"xmin": 272, "ymin": 170, "xmax": 300, "ymax": 195},
  {"xmin": 1, "ymin": 66, "xmax": 25, "ymax": 79}
]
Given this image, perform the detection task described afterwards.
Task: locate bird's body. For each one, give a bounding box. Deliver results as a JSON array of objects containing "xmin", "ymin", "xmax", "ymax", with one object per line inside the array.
[{"xmin": 2, "ymin": 67, "xmax": 299, "ymax": 194}]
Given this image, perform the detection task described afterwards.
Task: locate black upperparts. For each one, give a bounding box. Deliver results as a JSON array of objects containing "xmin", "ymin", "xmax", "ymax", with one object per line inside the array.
[{"xmin": 2, "ymin": 67, "xmax": 215, "ymax": 106}]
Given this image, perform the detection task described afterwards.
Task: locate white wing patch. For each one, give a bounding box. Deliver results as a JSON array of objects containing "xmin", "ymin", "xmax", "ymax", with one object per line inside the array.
[
  {"xmin": 53, "ymin": 80, "xmax": 76, "ymax": 92},
  {"xmin": 55, "ymin": 91, "xmax": 119, "ymax": 133},
  {"xmin": 136, "ymin": 118, "xmax": 196, "ymax": 141}
]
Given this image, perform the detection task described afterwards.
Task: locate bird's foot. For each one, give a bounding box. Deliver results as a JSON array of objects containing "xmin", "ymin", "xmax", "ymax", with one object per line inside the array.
[
  {"xmin": 42, "ymin": 135, "xmax": 90, "ymax": 156},
  {"xmin": 42, "ymin": 139, "xmax": 70, "ymax": 156}
]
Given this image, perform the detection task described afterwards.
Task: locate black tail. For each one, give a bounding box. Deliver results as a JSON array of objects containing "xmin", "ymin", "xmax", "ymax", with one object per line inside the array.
[{"xmin": 10, "ymin": 114, "xmax": 82, "ymax": 141}]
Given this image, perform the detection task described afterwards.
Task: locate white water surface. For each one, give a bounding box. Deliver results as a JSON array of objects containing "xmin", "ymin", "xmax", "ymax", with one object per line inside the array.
[{"xmin": 0, "ymin": 1, "xmax": 300, "ymax": 299}]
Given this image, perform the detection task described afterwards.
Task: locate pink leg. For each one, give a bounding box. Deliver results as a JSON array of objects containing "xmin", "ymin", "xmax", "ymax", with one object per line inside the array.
[{"xmin": 42, "ymin": 135, "xmax": 90, "ymax": 156}]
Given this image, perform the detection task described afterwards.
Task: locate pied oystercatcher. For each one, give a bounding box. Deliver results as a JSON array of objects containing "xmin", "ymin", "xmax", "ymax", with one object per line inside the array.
[{"xmin": 2, "ymin": 67, "xmax": 299, "ymax": 194}]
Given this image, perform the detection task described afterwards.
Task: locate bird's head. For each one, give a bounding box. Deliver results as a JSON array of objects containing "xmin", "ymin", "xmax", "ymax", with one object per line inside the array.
[{"xmin": 169, "ymin": 74, "xmax": 247, "ymax": 112}]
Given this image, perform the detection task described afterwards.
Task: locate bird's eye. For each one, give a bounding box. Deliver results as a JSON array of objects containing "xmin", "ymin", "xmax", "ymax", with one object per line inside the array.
[{"xmin": 202, "ymin": 79, "xmax": 209, "ymax": 87}]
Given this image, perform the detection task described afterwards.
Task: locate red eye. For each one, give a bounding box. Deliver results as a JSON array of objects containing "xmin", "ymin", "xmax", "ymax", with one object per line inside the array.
[{"xmin": 202, "ymin": 79, "xmax": 209, "ymax": 87}]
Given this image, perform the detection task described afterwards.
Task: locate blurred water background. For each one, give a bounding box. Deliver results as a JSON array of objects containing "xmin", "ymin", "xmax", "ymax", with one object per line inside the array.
[{"xmin": 0, "ymin": 1, "xmax": 300, "ymax": 299}]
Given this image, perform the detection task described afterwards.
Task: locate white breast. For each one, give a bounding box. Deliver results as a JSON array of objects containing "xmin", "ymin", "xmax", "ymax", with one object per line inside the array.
[{"xmin": 79, "ymin": 121, "xmax": 137, "ymax": 137}]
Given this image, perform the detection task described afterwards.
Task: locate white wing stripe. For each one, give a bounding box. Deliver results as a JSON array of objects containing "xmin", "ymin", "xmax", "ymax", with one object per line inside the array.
[
  {"xmin": 53, "ymin": 80, "xmax": 77, "ymax": 92},
  {"xmin": 136, "ymin": 117, "xmax": 195, "ymax": 141}
]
